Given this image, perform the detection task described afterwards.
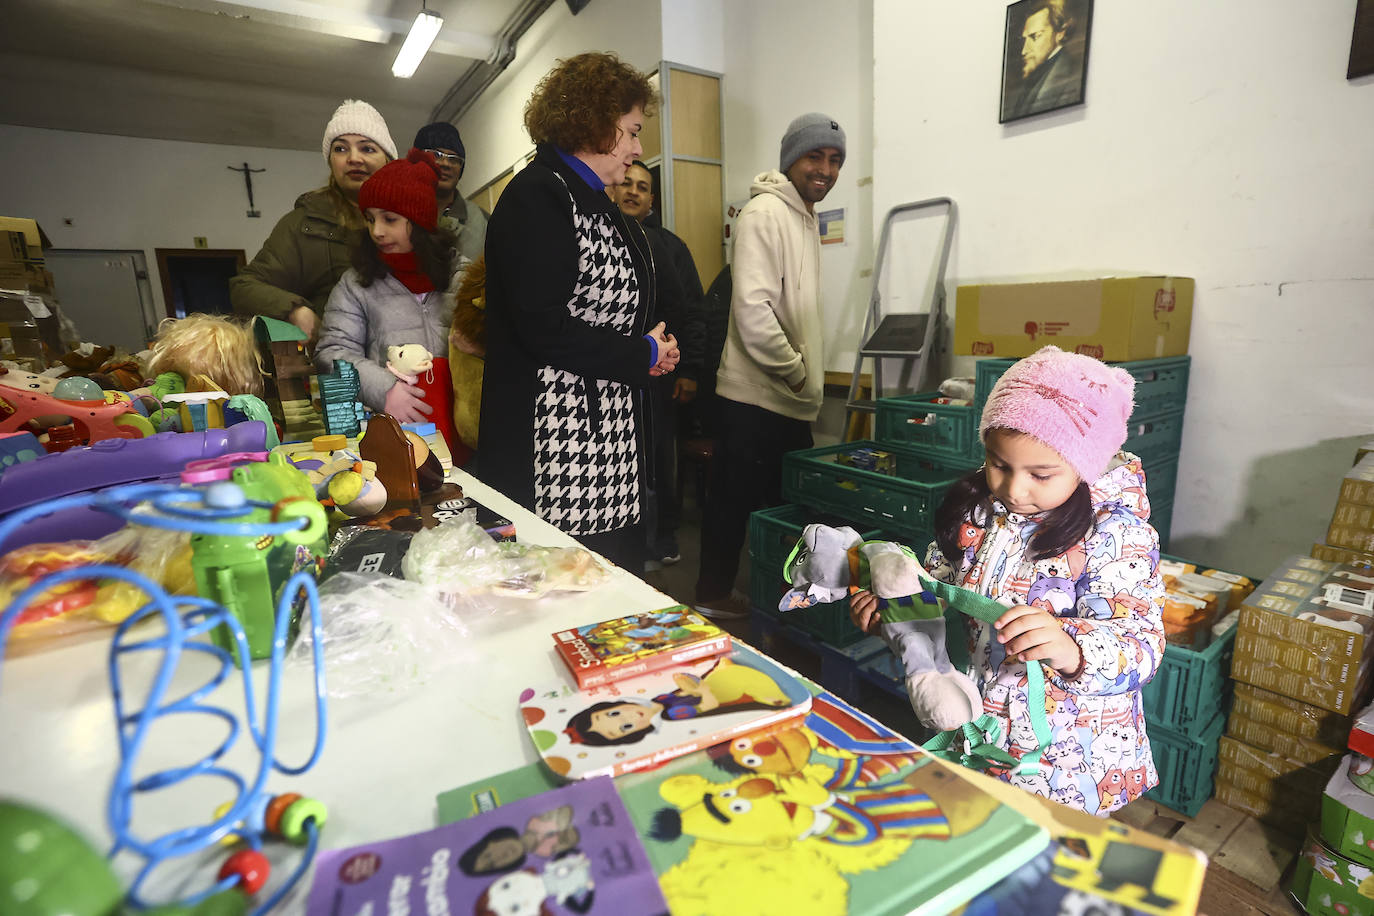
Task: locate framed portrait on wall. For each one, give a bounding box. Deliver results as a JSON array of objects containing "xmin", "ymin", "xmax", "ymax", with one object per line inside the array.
[
  {"xmin": 999, "ymin": 0, "xmax": 1094, "ymax": 124},
  {"xmin": 1350, "ymin": 0, "xmax": 1374, "ymax": 79}
]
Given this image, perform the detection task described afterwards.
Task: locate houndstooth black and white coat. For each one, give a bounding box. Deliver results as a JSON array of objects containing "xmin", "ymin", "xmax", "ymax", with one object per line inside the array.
[{"xmin": 478, "ymin": 144, "xmax": 658, "ymax": 538}]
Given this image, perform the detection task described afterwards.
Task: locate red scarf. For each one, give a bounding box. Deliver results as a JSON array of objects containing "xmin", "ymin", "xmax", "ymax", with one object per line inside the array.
[{"xmin": 380, "ymin": 251, "xmax": 435, "ymax": 294}]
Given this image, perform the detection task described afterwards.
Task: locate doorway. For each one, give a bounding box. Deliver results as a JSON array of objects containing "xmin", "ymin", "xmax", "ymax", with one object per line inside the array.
[{"xmin": 155, "ymin": 249, "xmax": 246, "ymax": 319}]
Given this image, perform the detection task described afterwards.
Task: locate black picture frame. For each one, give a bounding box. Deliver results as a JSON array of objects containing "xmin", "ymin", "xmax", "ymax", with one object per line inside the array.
[
  {"xmin": 1350, "ymin": 0, "xmax": 1374, "ymax": 79},
  {"xmin": 999, "ymin": 0, "xmax": 1094, "ymax": 124}
]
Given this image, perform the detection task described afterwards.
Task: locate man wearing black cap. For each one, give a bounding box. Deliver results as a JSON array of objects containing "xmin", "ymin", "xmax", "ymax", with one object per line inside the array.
[
  {"xmin": 414, "ymin": 122, "xmax": 488, "ymax": 274},
  {"xmin": 694, "ymin": 112, "xmax": 845, "ymax": 620}
]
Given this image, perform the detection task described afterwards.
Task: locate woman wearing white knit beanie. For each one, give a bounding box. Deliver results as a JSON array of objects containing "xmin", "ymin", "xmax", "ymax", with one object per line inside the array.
[{"xmin": 231, "ymin": 99, "xmax": 398, "ymax": 341}]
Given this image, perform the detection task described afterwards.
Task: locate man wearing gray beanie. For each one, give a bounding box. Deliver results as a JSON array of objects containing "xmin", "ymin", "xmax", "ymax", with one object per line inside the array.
[{"xmin": 694, "ymin": 112, "xmax": 845, "ymax": 619}]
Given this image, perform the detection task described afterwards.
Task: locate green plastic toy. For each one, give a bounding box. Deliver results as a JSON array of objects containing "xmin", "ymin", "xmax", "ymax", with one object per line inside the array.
[{"xmin": 190, "ymin": 453, "xmax": 328, "ymax": 661}]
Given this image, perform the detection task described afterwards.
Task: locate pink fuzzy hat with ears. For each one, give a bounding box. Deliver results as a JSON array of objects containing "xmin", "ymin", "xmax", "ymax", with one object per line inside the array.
[{"xmin": 979, "ymin": 345, "xmax": 1136, "ymax": 483}]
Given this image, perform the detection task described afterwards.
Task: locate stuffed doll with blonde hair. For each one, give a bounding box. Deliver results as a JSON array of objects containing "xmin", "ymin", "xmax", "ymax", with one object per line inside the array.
[{"xmin": 145, "ymin": 314, "xmax": 265, "ymax": 397}]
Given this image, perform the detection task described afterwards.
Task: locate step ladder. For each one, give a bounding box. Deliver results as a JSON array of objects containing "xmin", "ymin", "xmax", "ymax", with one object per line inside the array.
[{"xmin": 844, "ymin": 197, "xmax": 957, "ymax": 440}]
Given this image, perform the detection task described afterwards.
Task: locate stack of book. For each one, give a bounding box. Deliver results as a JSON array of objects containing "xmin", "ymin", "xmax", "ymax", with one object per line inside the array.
[{"xmin": 304, "ymin": 603, "xmax": 1207, "ymax": 915}]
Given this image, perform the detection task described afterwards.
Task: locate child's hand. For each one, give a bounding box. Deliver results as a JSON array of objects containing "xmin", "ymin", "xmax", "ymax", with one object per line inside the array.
[
  {"xmin": 994, "ymin": 604, "xmax": 1083, "ymax": 675},
  {"xmin": 383, "ymin": 381, "xmax": 433, "ymax": 424},
  {"xmin": 849, "ymin": 590, "xmax": 883, "ymax": 635}
]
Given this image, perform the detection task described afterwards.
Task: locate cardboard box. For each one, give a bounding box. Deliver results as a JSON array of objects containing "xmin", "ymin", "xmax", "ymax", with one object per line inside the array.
[
  {"xmin": 1216, "ymin": 735, "xmax": 1341, "ymax": 802},
  {"xmin": 1231, "ymin": 682, "xmax": 1355, "ymax": 748},
  {"xmin": 0, "ymin": 217, "xmax": 48, "ymax": 258},
  {"xmin": 1290, "ymin": 828, "xmax": 1374, "ymax": 916},
  {"xmin": 953, "ymin": 276, "xmax": 1194, "ymax": 360},
  {"xmin": 1235, "ymin": 555, "xmax": 1374, "ymax": 714},
  {"xmin": 0, "ymin": 261, "xmax": 51, "ymax": 294},
  {"xmin": 1, "ymin": 230, "xmax": 30, "ymax": 262},
  {"xmin": 1338, "ymin": 456, "xmax": 1374, "ymax": 509},
  {"xmin": 1315, "ymin": 542, "xmax": 1374, "ymax": 568},
  {"xmin": 1330, "ymin": 526, "xmax": 1374, "ymax": 555},
  {"xmin": 1321, "ymin": 756, "xmax": 1374, "ymax": 868},
  {"xmin": 1227, "ymin": 706, "xmax": 1347, "ymax": 766}
]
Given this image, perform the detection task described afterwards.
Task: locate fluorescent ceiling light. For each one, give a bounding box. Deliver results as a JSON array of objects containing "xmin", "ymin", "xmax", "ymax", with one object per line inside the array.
[{"xmin": 393, "ymin": 9, "xmax": 444, "ymax": 78}]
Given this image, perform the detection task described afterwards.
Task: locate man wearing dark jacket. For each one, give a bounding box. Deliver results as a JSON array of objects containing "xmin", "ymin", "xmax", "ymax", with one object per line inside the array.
[{"xmin": 611, "ymin": 160, "xmax": 706, "ymax": 567}]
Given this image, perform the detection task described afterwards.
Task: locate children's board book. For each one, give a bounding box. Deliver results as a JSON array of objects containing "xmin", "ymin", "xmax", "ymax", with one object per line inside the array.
[
  {"xmin": 552, "ymin": 604, "xmax": 732, "ymax": 689},
  {"xmin": 306, "ymin": 776, "xmax": 668, "ymax": 916},
  {"xmin": 612, "ymin": 687, "xmax": 1050, "ymax": 916},
  {"xmin": 437, "ymin": 760, "xmax": 566, "ymax": 824},
  {"xmin": 956, "ymin": 799, "xmax": 1206, "ymax": 915},
  {"xmin": 519, "ymin": 642, "xmax": 812, "ymax": 780}
]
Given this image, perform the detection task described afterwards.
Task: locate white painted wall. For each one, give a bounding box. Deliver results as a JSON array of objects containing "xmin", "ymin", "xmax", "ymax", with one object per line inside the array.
[
  {"xmin": 0, "ymin": 124, "xmax": 326, "ymax": 318},
  {"xmin": 455, "ymin": 1, "xmax": 663, "ymax": 194},
  {"xmin": 661, "ymin": 0, "xmax": 725, "ymax": 74},
  {"xmin": 873, "ymin": 0, "xmax": 1374, "ymax": 576}
]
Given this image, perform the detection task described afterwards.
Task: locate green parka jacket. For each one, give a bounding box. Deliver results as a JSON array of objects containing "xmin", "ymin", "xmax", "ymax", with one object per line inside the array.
[{"xmin": 230, "ymin": 188, "xmax": 357, "ymax": 320}]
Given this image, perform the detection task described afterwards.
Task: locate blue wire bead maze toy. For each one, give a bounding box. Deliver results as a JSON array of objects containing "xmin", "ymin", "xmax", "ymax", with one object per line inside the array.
[
  {"xmin": 188, "ymin": 453, "xmax": 329, "ymax": 662},
  {"xmin": 0, "ymin": 479, "xmax": 330, "ymax": 915}
]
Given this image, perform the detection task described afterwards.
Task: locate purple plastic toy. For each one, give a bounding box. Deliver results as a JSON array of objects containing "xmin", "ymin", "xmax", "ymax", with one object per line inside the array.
[{"xmin": 0, "ymin": 423, "xmax": 269, "ymax": 550}]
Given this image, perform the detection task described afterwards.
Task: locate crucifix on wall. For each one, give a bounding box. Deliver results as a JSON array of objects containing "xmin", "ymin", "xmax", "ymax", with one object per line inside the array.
[{"xmin": 228, "ymin": 162, "xmax": 266, "ymax": 217}]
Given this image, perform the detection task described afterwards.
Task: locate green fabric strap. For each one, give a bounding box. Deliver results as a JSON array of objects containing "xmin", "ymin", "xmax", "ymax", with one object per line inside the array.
[
  {"xmin": 779, "ymin": 532, "xmax": 1053, "ymax": 775},
  {"xmin": 919, "ymin": 575, "xmax": 1054, "ymax": 777}
]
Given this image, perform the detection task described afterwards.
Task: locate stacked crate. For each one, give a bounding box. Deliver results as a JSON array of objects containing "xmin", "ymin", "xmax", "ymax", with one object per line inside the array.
[
  {"xmin": 1139, "ymin": 600, "xmax": 1238, "ymax": 816},
  {"xmin": 874, "ymin": 356, "xmax": 1188, "ymax": 546}
]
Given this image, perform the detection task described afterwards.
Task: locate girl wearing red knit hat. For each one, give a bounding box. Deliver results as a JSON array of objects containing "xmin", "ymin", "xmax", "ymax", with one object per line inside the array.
[{"xmin": 317, "ymin": 149, "xmax": 460, "ymax": 445}]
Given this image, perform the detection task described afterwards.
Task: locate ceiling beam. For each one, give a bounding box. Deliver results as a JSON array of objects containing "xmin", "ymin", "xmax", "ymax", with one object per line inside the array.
[{"xmin": 145, "ymin": 0, "xmax": 501, "ymax": 62}]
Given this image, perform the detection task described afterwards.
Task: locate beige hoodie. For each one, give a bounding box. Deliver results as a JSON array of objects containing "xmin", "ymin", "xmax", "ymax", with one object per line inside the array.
[{"xmin": 714, "ymin": 170, "xmax": 825, "ymax": 422}]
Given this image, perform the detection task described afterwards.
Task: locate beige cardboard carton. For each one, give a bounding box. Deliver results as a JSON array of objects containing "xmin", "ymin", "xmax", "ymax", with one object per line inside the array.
[
  {"xmin": 1230, "ymin": 682, "xmax": 1354, "ymax": 748},
  {"xmin": 1235, "ymin": 555, "xmax": 1374, "ymax": 714},
  {"xmin": 0, "ymin": 217, "xmax": 48, "ymax": 258},
  {"xmin": 1314, "ymin": 542, "xmax": 1374, "ymax": 568},
  {"xmin": 1226, "ymin": 706, "xmax": 1346, "ymax": 766},
  {"xmin": 953, "ymin": 276, "xmax": 1193, "ymax": 360}
]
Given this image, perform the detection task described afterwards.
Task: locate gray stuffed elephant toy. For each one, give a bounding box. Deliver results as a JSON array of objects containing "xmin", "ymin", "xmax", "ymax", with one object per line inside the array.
[{"xmin": 780, "ymin": 523, "xmax": 982, "ymax": 731}]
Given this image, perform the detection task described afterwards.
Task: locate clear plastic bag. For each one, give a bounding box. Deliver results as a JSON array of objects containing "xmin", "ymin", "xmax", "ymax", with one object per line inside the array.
[
  {"xmin": 402, "ymin": 512, "xmax": 608, "ymax": 599},
  {"xmin": 0, "ymin": 525, "xmax": 193, "ymax": 656},
  {"xmin": 288, "ymin": 572, "xmax": 472, "ymax": 698}
]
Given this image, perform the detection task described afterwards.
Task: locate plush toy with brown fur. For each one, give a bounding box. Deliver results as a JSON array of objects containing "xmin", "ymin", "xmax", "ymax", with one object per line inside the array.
[{"xmin": 449, "ymin": 256, "xmax": 486, "ymax": 451}]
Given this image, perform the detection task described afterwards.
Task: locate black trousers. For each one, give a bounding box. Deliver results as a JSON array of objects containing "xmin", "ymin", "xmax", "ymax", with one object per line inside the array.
[
  {"xmin": 580, "ymin": 523, "xmax": 645, "ymax": 575},
  {"xmin": 641, "ymin": 379, "xmax": 679, "ymax": 555},
  {"xmin": 695, "ymin": 398, "xmax": 813, "ymax": 603}
]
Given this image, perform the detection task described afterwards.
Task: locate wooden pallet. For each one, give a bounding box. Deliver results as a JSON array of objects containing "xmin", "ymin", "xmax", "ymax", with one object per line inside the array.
[{"xmin": 1113, "ymin": 797, "xmax": 1306, "ymax": 915}]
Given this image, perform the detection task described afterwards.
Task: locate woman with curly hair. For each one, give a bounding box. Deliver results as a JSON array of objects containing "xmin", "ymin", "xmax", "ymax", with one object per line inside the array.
[{"xmin": 478, "ymin": 52, "xmax": 680, "ymax": 572}]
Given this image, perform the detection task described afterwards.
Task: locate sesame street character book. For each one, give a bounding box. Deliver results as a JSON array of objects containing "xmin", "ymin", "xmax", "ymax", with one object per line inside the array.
[
  {"xmin": 612, "ymin": 688, "xmax": 1049, "ymax": 916},
  {"xmin": 520, "ymin": 643, "xmax": 812, "ymax": 780},
  {"xmin": 553, "ymin": 604, "xmax": 732, "ymax": 690},
  {"xmin": 306, "ymin": 776, "xmax": 668, "ymax": 916}
]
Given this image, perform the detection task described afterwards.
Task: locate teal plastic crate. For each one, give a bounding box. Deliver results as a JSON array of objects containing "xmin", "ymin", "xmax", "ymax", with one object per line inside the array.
[
  {"xmin": 747, "ymin": 504, "xmax": 887, "ymax": 648},
  {"xmin": 1152, "ymin": 498, "xmax": 1174, "ymax": 550},
  {"xmin": 1142, "ymin": 614, "xmax": 1233, "ymax": 736},
  {"xmin": 974, "ymin": 356, "xmax": 1191, "ymax": 427},
  {"xmin": 1124, "ymin": 409, "xmax": 1186, "ymax": 467},
  {"xmin": 1143, "ymin": 456, "xmax": 1178, "ymax": 508},
  {"xmin": 874, "ymin": 391, "xmax": 981, "ymax": 462},
  {"xmin": 1146, "ymin": 709, "xmax": 1225, "ymax": 816},
  {"xmin": 781, "ymin": 440, "xmax": 973, "ymax": 541}
]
